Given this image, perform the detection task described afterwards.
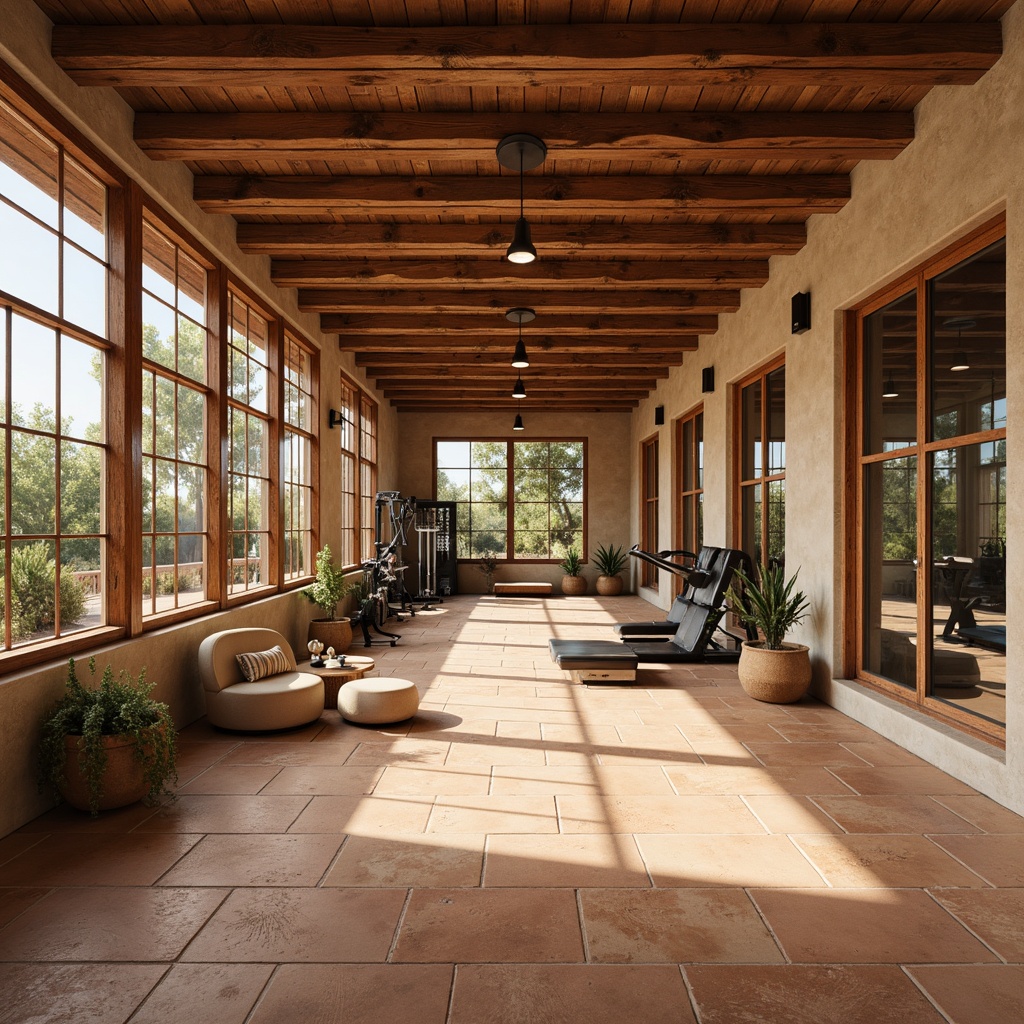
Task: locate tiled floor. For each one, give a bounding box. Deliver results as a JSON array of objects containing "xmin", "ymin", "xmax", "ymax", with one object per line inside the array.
[{"xmin": 2, "ymin": 594, "xmax": 1023, "ymax": 1023}]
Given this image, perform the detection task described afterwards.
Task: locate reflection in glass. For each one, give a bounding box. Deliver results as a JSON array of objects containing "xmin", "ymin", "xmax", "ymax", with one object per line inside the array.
[
  {"xmin": 863, "ymin": 291, "xmax": 917, "ymax": 456},
  {"xmin": 741, "ymin": 380, "xmax": 761, "ymax": 479}
]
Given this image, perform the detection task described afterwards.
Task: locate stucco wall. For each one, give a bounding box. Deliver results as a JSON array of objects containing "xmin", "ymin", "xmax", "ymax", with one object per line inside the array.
[
  {"xmin": 0, "ymin": 1, "xmax": 398, "ymax": 836},
  {"xmin": 397, "ymin": 411, "xmax": 633, "ymax": 594},
  {"xmin": 630, "ymin": 4, "xmax": 1022, "ymax": 811}
]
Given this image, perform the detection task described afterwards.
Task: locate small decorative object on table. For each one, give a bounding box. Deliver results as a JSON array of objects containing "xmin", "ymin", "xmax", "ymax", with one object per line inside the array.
[
  {"xmin": 307, "ymin": 639, "xmax": 325, "ymax": 667},
  {"xmin": 324, "ymin": 646, "xmax": 343, "ymax": 669}
]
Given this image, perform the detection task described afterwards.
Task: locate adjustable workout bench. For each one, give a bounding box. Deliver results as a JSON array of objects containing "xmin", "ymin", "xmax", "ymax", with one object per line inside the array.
[{"xmin": 549, "ymin": 546, "xmax": 753, "ymax": 683}]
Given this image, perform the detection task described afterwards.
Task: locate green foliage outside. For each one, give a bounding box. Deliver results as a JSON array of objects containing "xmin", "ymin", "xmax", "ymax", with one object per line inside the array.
[
  {"xmin": 38, "ymin": 657, "xmax": 177, "ymax": 816},
  {"xmin": 0, "ymin": 543, "xmax": 87, "ymax": 642}
]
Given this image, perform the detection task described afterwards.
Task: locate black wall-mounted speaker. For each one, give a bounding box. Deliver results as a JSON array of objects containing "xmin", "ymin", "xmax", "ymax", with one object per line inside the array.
[
  {"xmin": 701, "ymin": 367, "xmax": 715, "ymax": 393},
  {"xmin": 792, "ymin": 291, "xmax": 811, "ymax": 334},
  {"xmin": 654, "ymin": 406, "xmax": 665, "ymax": 426}
]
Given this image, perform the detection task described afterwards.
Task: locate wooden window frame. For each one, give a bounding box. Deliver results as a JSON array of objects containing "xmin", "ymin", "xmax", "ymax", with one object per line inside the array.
[
  {"xmin": 845, "ymin": 213, "xmax": 1007, "ymax": 746},
  {"xmin": 281, "ymin": 330, "xmax": 318, "ymax": 587},
  {"xmin": 359, "ymin": 392, "xmax": 378, "ymax": 564},
  {"xmin": 674, "ymin": 404, "xmax": 705, "ymax": 575},
  {"xmin": 640, "ymin": 434, "xmax": 659, "ymax": 589}
]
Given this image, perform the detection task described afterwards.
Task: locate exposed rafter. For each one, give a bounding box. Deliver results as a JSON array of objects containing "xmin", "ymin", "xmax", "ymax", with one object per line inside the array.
[{"xmin": 322, "ymin": 313, "xmax": 718, "ymax": 335}]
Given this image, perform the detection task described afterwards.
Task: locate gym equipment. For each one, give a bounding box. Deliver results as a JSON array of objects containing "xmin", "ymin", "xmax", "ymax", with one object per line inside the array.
[
  {"xmin": 549, "ymin": 546, "xmax": 753, "ymax": 682},
  {"xmin": 410, "ymin": 501, "xmax": 457, "ymax": 606}
]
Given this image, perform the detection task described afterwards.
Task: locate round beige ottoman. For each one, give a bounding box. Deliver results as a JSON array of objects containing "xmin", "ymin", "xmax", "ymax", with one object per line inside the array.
[{"xmin": 337, "ymin": 676, "xmax": 420, "ymax": 724}]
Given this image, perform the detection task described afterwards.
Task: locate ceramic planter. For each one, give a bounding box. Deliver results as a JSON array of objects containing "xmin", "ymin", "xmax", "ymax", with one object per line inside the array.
[
  {"xmin": 595, "ymin": 574, "xmax": 623, "ymax": 596},
  {"xmin": 308, "ymin": 617, "xmax": 354, "ymax": 654},
  {"xmin": 59, "ymin": 733, "xmax": 150, "ymax": 812},
  {"xmin": 561, "ymin": 575, "xmax": 588, "ymax": 596},
  {"xmin": 737, "ymin": 641, "xmax": 811, "ymax": 703}
]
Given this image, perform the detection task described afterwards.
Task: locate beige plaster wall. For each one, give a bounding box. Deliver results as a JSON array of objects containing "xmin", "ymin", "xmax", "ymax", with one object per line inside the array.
[
  {"xmin": 0, "ymin": 1, "xmax": 398, "ymax": 835},
  {"xmin": 630, "ymin": 3, "xmax": 1023, "ymax": 811},
  {"xmin": 397, "ymin": 411, "xmax": 633, "ymax": 594}
]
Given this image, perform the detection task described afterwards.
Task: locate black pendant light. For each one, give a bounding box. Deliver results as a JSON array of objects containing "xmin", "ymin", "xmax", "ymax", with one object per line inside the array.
[
  {"xmin": 507, "ymin": 307, "xmax": 535, "ymax": 369},
  {"xmin": 512, "ymin": 375, "xmax": 527, "ymax": 399},
  {"xmin": 945, "ymin": 317, "xmax": 976, "ymax": 372},
  {"xmin": 496, "ymin": 134, "xmax": 546, "ymax": 264},
  {"xmin": 513, "ymin": 402, "xmax": 525, "ymax": 431},
  {"xmin": 882, "ymin": 374, "xmax": 898, "ymax": 399}
]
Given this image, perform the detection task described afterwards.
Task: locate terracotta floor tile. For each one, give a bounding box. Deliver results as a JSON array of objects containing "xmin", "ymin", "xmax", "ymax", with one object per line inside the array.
[
  {"xmin": 931, "ymin": 888, "xmax": 1024, "ymax": 960},
  {"xmin": 0, "ymin": 887, "xmax": 51, "ymax": 928},
  {"xmin": 257, "ymin": 765, "xmax": 385, "ymax": 795},
  {"xmin": 0, "ymin": 832, "xmax": 200, "ymax": 886},
  {"xmin": 218, "ymin": 741, "xmax": 359, "ymax": 766},
  {"xmin": 664, "ymin": 765, "xmax": 852, "ymax": 796},
  {"xmin": 449, "ymin": 964, "xmax": 696, "ymax": 1024},
  {"xmin": 839, "ymin": 741, "xmax": 929, "ymax": 767},
  {"xmin": 128, "ymin": 963, "xmax": 273, "ymax": 1024},
  {"xmin": 0, "ymin": 963, "xmax": 166, "ymax": 1024},
  {"xmin": 372, "ymin": 765, "xmax": 493, "ymax": 796},
  {"xmin": 182, "ymin": 887, "xmax": 406, "ymax": 962},
  {"xmin": 827, "ymin": 765, "xmax": 977, "ymax": 796},
  {"xmin": 750, "ymin": 888, "xmax": 998, "ymax": 963},
  {"xmin": 496, "ymin": 721, "xmax": 542, "ymax": 740},
  {"xmin": 745, "ymin": 742, "xmax": 871, "ymax": 768},
  {"xmin": 582, "ymin": 888, "xmax": 784, "ymax": 964},
  {"xmin": 0, "ymin": 886, "xmax": 226, "ymax": 961},
  {"xmin": 812, "ymin": 795, "xmax": 983, "ymax": 835},
  {"xmin": 742, "ymin": 795, "xmax": 845, "ymax": 834},
  {"xmin": 929, "ymin": 834, "xmax": 1024, "ymax": 885},
  {"xmin": 15, "ymin": 800, "xmax": 159, "ymax": 834},
  {"xmin": 323, "ymin": 833, "xmax": 484, "ymax": 887},
  {"xmin": 444, "ymin": 740, "xmax": 548, "ymax": 766},
  {"xmin": 934, "ymin": 795, "xmax": 1024, "ymax": 833},
  {"xmin": 491, "ymin": 765, "xmax": 675, "ymax": 796},
  {"xmin": 771, "ymin": 723, "xmax": 879, "ymax": 742},
  {"xmin": 685, "ymin": 965, "xmax": 946, "ymax": 1024},
  {"xmin": 792, "ymin": 834, "xmax": 988, "ymax": 887},
  {"xmin": 176, "ymin": 765, "xmax": 283, "ymax": 794},
  {"xmin": 483, "ymin": 833, "xmax": 650, "ymax": 887},
  {"xmin": 428, "ymin": 795, "xmax": 559, "ymax": 833},
  {"xmin": 346, "ymin": 737, "xmax": 451, "ymax": 765},
  {"xmin": 674, "ymin": 722, "xmax": 787, "ymax": 744},
  {"xmin": 139, "ymin": 794, "xmax": 311, "ymax": 833},
  {"xmin": 248, "ymin": 964, "xmax": 454, "ymax": 1024},
  {"xmin": 392, "ymin": 888, "xmax": 584, "ymax": 963},
  {"xmin": 287, "ymin": 795, "xmax": 432, "ymax": 834},
  {"xmin": 556, "ymin": 794, "xmax": 765, "ymax": 835},
  {"xmin": 158, "ymin": 833, "xmax": 343, "ymax": 886},
  {"xmin": 637, "ymin": 834, "xmax": 827, "ymax": 888},
  {"xmin": 907, "ymin": 965, "xmax": 1024, "ymax": 1024}
]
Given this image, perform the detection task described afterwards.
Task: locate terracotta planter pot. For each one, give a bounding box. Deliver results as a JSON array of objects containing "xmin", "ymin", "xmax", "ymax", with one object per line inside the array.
[
  {"xmin": 561, "ymin": 575, "xmax": 588, "ymax": 596},
  {"xmin": 595, "ymin": 575, "xmax": 624, "ymax": 596},
  {"xmin": 308, "ymin": 617, "xmax": 354, "ymax": 655},
  {"xmin": 737, "ymin": 641, "xmax": 812, "ymax": 704},
  {"xmin": 59, "ymin": 733, "xmax": 150, "ymax": 812}
]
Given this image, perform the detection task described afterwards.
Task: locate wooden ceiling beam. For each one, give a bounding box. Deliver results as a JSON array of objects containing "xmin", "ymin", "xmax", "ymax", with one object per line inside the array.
[
  {"xmin": 383, "ymin": 384, "xmax": 650, "ymax": 397},
  {"xmin": 380, "ymin": 376, "xmax": 659, "ymax": 389},
  {"xmin": 237, "ymin": 221, "xmax": 807, "ymax": 258},
  {"xmin": 337, "ymin": 335, "xmax": 696, "ymax": 352},
  {"xmin": 194, "ymin": 174, "xmax": 850, "ymax": 216},
  {"xmin": 135, "ymin": 110, "xmax": 914, "ymax": 163},
  {"xmin": 302, "ymin": 289, "xmax": 740, "ymax": 313},
  {"xmin": 53, "ymin": 23, "xmax": 1001, "ymax": 88},
  {"xmin": 274, "ymin": 258, "xmax": 767, "ymax": 290},
  {"xmin": 362, "ymin": 365, "xmax": 668, "ymax": 380},
  {"xmin": 391, "ymin": 398, "xmax": 640, "ymax": 410},
  {"xmin": 324, "ymin": 313, "xmax": 716, "ymax": 334},
  {"xmin": 355, "ymin": 351, "xmax": 683, "ymax": 369}
]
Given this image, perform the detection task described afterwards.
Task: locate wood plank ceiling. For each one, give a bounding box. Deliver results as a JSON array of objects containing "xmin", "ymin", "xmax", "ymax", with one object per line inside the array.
[{"xmin": 40, "ymin": 0, "xmax": 1010, "ymax": 413}]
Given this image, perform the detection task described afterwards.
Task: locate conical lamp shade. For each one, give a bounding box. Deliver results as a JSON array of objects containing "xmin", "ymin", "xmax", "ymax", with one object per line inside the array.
[
  {"xmin": 513, "ymin": 413, "xmax": 525, "ymax": 431},
  {"xmin": 512, "ymin": 376, "xmax": 526, "ymax": 398},
  {"xmin": 506, "ymin": 216, "xmax": 537, "ymax": 264},
  {"xmin": 511, "ymin": 338, "xmax": 529, "ymax": 368}
]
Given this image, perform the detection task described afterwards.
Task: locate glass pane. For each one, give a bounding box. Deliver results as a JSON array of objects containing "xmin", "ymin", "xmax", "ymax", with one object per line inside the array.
[
  {"xmin": 765, "ymin": 366, "xmax": 786, "ymax": 475},
  {"xmin": 177, "ymin": 316, "xmax": 206, "ymax": 384},
  {"xmin": 177, "ymin": 385, "xmax": 205, "ymax": 462},
  {"xmin": 741, "ymin": 483, "xmax": 762, "ymax": 566},
  {"xmin": 741, "ymin": 380, "xmax": 761, "ymax": 480},
  {"xmin": 438, "ymin": 466, "xmax": 469, "ymax": 502},
  {"xmin": 766, "ymin": 479, "xmax": 786, "ymax": 568},
  {"xmin": 63, "ymin": 244, "xmax": 107, "ymax": 339},
  {"xmin": 142, "ymin": 294, "xmax": 176, "ymax": 369},
  {"xmin": 60, "ymin": 336, "xmax": 103, "ymax": 440},
  {"xmin": 177, "ymin": 251, "xmax": 206, "ymax": 323},
  {"xmin": 11, "ymin": 431, "xmax": 55, "ymax": 534},
  {"xmin": 11, "ymin": 315, "xmax": 56, "ymax": 428},
  {"xmin": 515, "ymin": 469, "xmax": 549, "ymax": 500},
  {"xmin": 695, "ymin": 412, "xmax": 704, "ymax": 490},
  {"xmin": 682, "ymin": 418, "xmax": 694, "ymax": 490},
  {"xmin": 0, "ymin": 101, "xmax": 58, "ymax": 225},
  {"xmin": 863, "ymin": 290, "xmax": 917, "ymax": 456},
  {"xmin": 514, "ymin": 531, "xmax": 551, "ymax": 558},
  {"xmin": 471, "ymin": 440, "xmax": 507, "ymax": 469},
  {"xmin": 142, "ymin": 220, "xmax": 176, "ymax": 305},
  {"xmin": 61, "ymin": 536, "xmax": 101, "ymax": 634},
  {"xmin": 154, "ymin": 376, "xmax": 175, "ymax": 458},
  {"xmin": 929, "ymin": 444, "xmax": 1005, "ymax": 726},
  {"xmin": 470, "ymin": 502, "xmax": 506, "ymax": 533},
  {"xmin": 471, "ymin": 468, "xmax": 507, "ymax": 502},
  {"xmin": 10, "ymin": 539, "xmax": 57, "ymax": 646},
  {"xmin": 549, "ymin": 441, "xmax": 583, "ymax": 468},
  {"xmin": 862, "ymin": 458, "xmax": 917, "ymax": 691},
  {"xmin": 0, "ymin": 204, "xmax": 58, "ymax": 313},
  {"xmin": 60, "ymin": 440, "xmax": 102, "ymax": 535},
  {"xmin": 141, "ymin": 455, "xmax": 154, "ymax": 531},
  {"xmin": 154, "ymin": 465, "xmax": 175, "ymax": 532},
  {"xmin": 0, "ymin": 314, "xmax": 6, "ymax": 423},
  {"xmin": 930, "ymin": 239, "xmax": 1006, "ymax": 443},
  {"xmin": 63, "ymin": 157, "xmax": 106, "ymax": 259},
  {"xmin": 248, "ymin": 415, "xmax": 265, "ymax": 476}
]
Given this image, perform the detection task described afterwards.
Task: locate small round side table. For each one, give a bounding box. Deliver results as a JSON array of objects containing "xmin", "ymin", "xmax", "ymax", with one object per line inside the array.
[{"xmin": 301, "ymin": 655, "xmax": 376, "ymax": 709}]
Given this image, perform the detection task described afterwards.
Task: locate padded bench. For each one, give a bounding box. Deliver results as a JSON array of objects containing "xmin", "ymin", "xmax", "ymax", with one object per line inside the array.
[
  {"xmin": 494, "ymin": 582, "xmax": 553, "ymax": 596},
  {"xmin": 548, "ymin": 639, "xmax": 639, "ymax": 683}
]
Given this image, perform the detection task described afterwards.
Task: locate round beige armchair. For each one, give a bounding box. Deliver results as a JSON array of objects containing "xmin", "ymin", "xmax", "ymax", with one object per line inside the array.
[{"xmin": 198, "ymin": 627, "xmax": 324, "ymax": 731}]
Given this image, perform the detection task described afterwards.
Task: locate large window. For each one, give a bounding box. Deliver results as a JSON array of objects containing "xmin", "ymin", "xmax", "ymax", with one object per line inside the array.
[
  {"xmin": 1, "ymin": 92, "xmax": 109, "ymax": 651},
  {"xmin": 226, "ymin": 288, "xmax": 273, "ymax": 597},
  {"xmin": 737, "ymin": 359, "xmax": 786, "ymax": 567},
  {"xmin": 282, "ymin": 332, "xmax": 315, "ymax": 582},
  {"xmin": 853, "ymin": 218, "xmax": 1006, "ymax": 738},
  {"xmin": 676, "ymin": 405, "xmax": 704, "ymax": 556},
  {"xmin": 436, "ymin": 439, "xmax": 585, "ymax": 560},
  {"xmin": 641, "ymin": 436, "xmax": 659, "ymax": 588},
  {"xmin": 338, "ymin": 377, "xmax": 377, "ymax": 568}
]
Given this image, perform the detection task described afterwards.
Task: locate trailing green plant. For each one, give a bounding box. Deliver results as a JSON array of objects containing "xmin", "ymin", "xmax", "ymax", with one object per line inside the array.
[
  {"xmin": 559, "ymin": 546, "xmax": 583, "ymax": 577},
  {"xmin": 38, "ymin": 657, "xmax": 177, "ymax": 816},
  {"xmin": 593, "ymin": 543, "xmax": 628, "ymax": 577},
  {"xmin": 477, "ymin": 552, "xmax": 498, "ymax": 593},
  {"xmin": 727, "ymin": 564, "xmax": 810, "ymax": 651},
  {"xmin": 301, "ymin": 545, "xmax": 358, "ymax": 619},
  {"xmin": 0, "ymin": 542, "xmax": 87, "ymax": 641}
]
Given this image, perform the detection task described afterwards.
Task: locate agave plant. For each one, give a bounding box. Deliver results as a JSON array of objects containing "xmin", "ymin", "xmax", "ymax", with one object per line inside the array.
[
  {"xmin": 728, "ymin": 564, "xmax": 809, "ymax": 650},
  {"xmin": 593, "ymin": 544, "xmax": 628, "ymax": 577},
  {"xmin": 559, "ymin": 546, "xmax": 583, "ymax": 577}
]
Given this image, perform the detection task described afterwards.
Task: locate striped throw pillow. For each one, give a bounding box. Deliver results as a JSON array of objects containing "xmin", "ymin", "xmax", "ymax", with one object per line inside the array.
[{"xmin": 235, "ymin": 645, "xmax": 290, "ymax": 682}]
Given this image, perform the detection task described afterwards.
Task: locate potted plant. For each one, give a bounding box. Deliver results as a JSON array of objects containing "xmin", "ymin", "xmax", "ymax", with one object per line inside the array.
[
  {"xmin": 39, "ymin": 657, "xmax": 177, "ymax": 815},
  {"xmin": 593, "ymin": 543, "xmax": 628, "ymax": 596},
  {"xmin": 559, "ymin": 546, "xmax": 588, "ymax": 596},
  {"xmin": 302, "ymin": 545, "xmax": 360, "ymax": 653},
  {"xmin": 727, "ymin": 564, "xmax": 812, "ymax": 703},
  {"xmin": 477, "ymin": 552, "xmax": 498, "ymax": 594}
]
